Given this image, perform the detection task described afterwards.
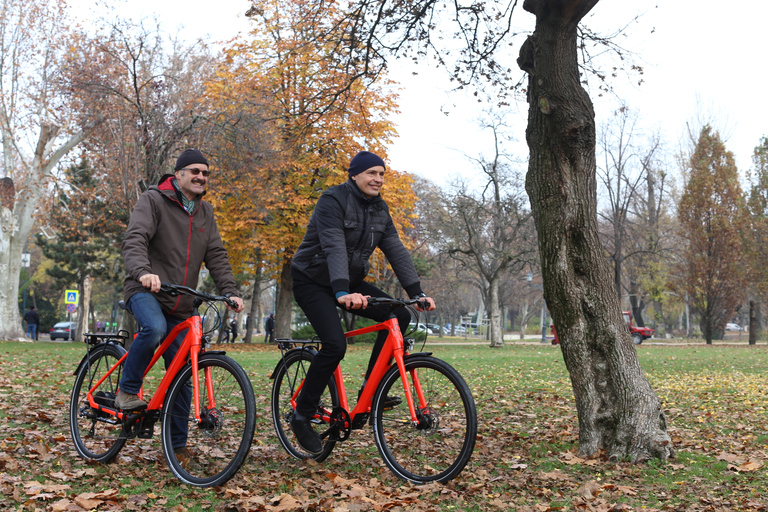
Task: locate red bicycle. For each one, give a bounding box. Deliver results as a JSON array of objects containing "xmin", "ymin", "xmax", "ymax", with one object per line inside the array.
[
  {"xmin": 69, "ymin": 283, "xmax": 256, "ymax": 487},
  {"xmin": 270, "ymin": 297, "xmax": 477, "ymax": 483}
]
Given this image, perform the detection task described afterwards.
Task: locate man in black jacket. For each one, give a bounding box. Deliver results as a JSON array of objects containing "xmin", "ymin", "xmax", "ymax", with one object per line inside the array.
[
  {"xmin": 289, "ymin": 150, "xmax": 436, "ymax": 455},
  {"xmin": 264, "ymin": 313, "xmax": 275, "ymax": 343},
  {"xmin": 24, "ymin": 305, "xmax": 39, "ymax": 341}
]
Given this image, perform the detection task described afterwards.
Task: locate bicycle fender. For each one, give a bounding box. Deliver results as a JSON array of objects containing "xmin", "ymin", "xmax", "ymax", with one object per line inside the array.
[
  {"xmin": 269, "ymin": 346, "xmax": 319, "ymax": 379},
  {"xmin": 201, "ymin": 350, "xmax": 227, "ymax": 356},
  {"xmin": 72, "ymin": 343, "xmax": 127, "ymax": 376}
]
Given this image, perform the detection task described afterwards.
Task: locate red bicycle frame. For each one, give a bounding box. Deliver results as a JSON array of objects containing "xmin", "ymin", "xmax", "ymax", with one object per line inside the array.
[
  {"xmin": 290, "ymin": 316, "xmax": 426, "ymax": 426},
  {"xmin": 85, "ymin": 315, "xmax": 214, "ymax": 422}
]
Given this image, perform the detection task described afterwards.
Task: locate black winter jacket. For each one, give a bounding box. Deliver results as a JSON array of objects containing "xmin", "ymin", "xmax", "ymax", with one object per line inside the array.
[{"xmin": 291, "ymin": 179, "xmax": 423, "ymax": 298}]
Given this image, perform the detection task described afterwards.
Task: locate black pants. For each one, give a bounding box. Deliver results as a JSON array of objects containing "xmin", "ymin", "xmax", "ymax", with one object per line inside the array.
[{"xmin": 292, "ymin": 275, "xmax": 411, "ymax": 418}]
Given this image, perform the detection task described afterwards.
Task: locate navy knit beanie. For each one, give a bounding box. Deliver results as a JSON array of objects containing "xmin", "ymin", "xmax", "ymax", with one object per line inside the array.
[
  {"xmin": 175, "ymin": 149, "xmax": 209, "ymax": 171},
  {"xmin": 348, "ymin": 151, "xmax": 385, "ymax": 176}
]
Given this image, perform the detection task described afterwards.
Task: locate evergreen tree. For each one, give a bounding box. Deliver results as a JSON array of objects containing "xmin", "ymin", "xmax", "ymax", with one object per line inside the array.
[
  {"xmin": 675, "ymin": 126, "xmax": 748, "ymax": 343},
  {"xmin": 36, "ymin": 159, "xmax": 127, "ymax": 321}
]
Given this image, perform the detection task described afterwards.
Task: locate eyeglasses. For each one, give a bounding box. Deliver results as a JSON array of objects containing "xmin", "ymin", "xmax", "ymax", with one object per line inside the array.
[{"xmin": 179, "ymin": 167, "xmax": 211, "ymax": 177}]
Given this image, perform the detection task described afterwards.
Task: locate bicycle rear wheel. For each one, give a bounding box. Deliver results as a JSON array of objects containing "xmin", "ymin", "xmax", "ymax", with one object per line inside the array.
[
  {"xmin": 161, "ymin": 354, "xmax": 256, "ymax": 487},
  {"xmin": 372, "ymin": 355, "xmax": 477, "ymax": 483},
  {"xmin": 270, "ymin": 348, "xmax": 338, "ymax": 462},
  {"xmin": 69, "ymin": 343, "xmax": 127, "ymax": 463}
]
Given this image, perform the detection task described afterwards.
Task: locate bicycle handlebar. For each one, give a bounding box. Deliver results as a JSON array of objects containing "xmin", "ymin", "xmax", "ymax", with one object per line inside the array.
[
  {"xmin": 365, "ymin": 297, "xmax": 428, "ymax": 308},
  {"xmin": 160, "ymin": 282, "xmax": 238, "ymax": 310}
]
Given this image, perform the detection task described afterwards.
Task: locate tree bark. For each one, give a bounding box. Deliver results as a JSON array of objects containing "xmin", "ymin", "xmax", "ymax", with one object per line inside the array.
[
  {"xmin": 518, "ymin": 0, "xmax": 673, "ymax": 461},
  {"xmin": 275, "ymin": 259, "xmax": 294, "ymax": 339},
  {"xmin": 80, "ymin": 275, "xmax": 94, "ymax": 340},
  {"xmin": 748, "ymin": 299, "xmax": 757, "ymax": 345},
  {"xmin": 488, "ymin": 276, "xmax": 504, "ymax": 347}
]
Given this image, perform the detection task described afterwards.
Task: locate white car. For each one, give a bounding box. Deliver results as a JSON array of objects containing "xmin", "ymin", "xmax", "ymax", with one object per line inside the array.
[{"xmin": 725, "ymin": 323, "xmax": 741, "ymax": 331}]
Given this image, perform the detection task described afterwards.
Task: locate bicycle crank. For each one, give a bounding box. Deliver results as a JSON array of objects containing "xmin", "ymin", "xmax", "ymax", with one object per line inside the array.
[{"xmin": 323, "ymin": 407, "xmax": 351, "ymax": 441}]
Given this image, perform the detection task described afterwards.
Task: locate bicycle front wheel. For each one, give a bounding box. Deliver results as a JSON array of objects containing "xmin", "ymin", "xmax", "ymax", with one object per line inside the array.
[
  {"xmin": 161, "ymin": 354, "xmax": 256, "ymax": 487},
  {"xmin": 69, "ymin": 343, "xmax": 127, "ymax": 463},
  {"xmin": 372, "ymin": 355, "xmax": 477, "ymax": 483},
  {"xmin": 270, "ymin": 348, "xmax": 338, "ymax": 462}
]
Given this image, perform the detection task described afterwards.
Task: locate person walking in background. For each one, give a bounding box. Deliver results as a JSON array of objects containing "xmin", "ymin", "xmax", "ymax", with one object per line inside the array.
[
  {"xmin": 264, "ymin": 313, "xmax": 275, "ymax": 343},
  {"xmin": 24, "ymin": 305, "xmax": 39, "ymax": 341},
  {"xmin": 229, "ymin": 316, "xmax": 239, "ymax": 343}
]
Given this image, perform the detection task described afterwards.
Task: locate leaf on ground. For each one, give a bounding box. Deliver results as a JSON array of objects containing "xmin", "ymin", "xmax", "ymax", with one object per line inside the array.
[
  {"xmin": 729, "ymin": 460, "xmax": 764, "ymax": 472},
  {"xmin": 577, "ymin": 480, "xmax": 602, "ymax": 500}
]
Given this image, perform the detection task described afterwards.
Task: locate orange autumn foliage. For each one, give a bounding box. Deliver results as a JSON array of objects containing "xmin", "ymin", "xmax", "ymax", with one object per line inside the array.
[{"xmin": 202, "ymin": 0, "xmax": 417, "ymax": 283}]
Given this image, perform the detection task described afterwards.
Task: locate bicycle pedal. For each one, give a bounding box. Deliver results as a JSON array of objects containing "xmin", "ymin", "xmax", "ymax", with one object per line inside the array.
[{"xmin": 136, "ymin": 427, "xmax": 154, "ymax": 439}]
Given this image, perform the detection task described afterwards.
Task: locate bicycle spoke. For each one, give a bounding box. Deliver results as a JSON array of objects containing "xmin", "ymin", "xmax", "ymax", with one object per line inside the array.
[
  {"xmin": 271, "ymin": 348, "xmax": 338, "ymax": 461},
  {"xmin": 373, "ymin": 356, "xmax": 476, "ymax": 483},
  {"xmin": 161, "ymin": 355, "xmax": 255, "ymax": 487},
  {"xmin": 69, "ymin": 344, "xmax": 127, "ymax": 462}
]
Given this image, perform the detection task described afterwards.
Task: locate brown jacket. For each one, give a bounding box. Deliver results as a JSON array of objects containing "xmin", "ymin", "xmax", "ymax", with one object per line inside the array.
[{"xmin": 122, "ymin": 174, "xmax": 238, "ymax": 318}]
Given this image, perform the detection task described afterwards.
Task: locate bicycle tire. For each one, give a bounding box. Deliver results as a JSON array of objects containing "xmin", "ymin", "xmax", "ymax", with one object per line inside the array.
[
  {"xmin": 161, "ymin": 354, "xmax": 256, "ymax": 487},
  {"xmin": 271, "ymin": 348, "xmax": 338, "ymax": 462},
  {"xmin": 69, "ymin": 343, "xmax": 128, "ymax": 463},
  {"xmin": 372, "ymin": 355, "xmax": 477, "ymax": 483}
]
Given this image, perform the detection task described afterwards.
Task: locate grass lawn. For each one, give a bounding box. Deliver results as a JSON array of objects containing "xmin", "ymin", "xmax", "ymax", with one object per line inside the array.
[{"xmin": 0, "ymin": 338, "xmax": 766, "ymax": 511}]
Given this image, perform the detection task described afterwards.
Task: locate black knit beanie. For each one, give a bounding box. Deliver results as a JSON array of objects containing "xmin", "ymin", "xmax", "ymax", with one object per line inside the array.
[
  {"xmin": 175, "ymin": 149, "xmax": 209, "ymax": 171},
  {"xmin": 348, "ymin": 151, "xmax": 385, "ymax": 177}
]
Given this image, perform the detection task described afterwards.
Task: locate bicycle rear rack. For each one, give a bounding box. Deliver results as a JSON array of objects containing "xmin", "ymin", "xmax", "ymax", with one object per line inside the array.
[{"xmin": 83, "ymin": 331, "xmax": 130, "ymax": 347}]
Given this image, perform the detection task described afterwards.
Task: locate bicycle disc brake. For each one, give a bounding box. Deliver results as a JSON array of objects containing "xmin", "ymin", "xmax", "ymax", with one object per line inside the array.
[
  {"xmin": 198, "ymin": 407, "xmax": 223, "ymax": 437},
  {"xmin": 415, "ymin": 406, "xmax": 440, "ymax": 431},
  {"xmin": 324, "ymin": 407, "xmax": 351, "ymax": 441}
]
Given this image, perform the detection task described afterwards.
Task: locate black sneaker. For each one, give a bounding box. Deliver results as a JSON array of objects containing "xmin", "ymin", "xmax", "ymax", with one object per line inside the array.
[
  {"xmin": 289, "ymin": 415, "xmax": 323, "ymax": 455},
  {"xmin": 383, "ymin": 395, "xmax": 402, "ymax": 408}
]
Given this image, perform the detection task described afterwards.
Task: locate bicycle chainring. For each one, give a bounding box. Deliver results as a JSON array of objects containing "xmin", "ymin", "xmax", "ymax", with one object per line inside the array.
[{"xmin": 327, "ymin": 407, "xmax": 351, "ymax": 441}]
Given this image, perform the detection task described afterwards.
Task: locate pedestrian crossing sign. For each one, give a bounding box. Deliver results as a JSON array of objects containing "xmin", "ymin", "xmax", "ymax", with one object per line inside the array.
[{"xmin": 65, "ymin": 290, "xmax": 79, "ymax": 304}]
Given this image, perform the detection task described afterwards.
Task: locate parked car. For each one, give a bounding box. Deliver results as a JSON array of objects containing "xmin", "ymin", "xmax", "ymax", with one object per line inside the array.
[
  {"xmin": 443, "ymin": 324, "xmax": 466, "ymax": 335},
  {"xmin": 551, "ymin": 312, "xmax": 654, "ymax": 345},
  {"xmin": 50, "ymin": 321, "xmax": 76, "ymax": 341},
  {"xmin": 725, "ymin": 323, "xmax": 742, "ymax": 331},
  {"xmin": 408, "ymin": 323, "xmax": 431, "ymax": 334},
  {"xmin": 425, "ymin": 323, "xmax": 442, "ymax": 334}
]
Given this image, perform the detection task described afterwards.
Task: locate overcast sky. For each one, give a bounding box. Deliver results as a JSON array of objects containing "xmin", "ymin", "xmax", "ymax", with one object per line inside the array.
[{"xmin": 76, "ymin": 0, "xmax": 768, "ymax": 187}]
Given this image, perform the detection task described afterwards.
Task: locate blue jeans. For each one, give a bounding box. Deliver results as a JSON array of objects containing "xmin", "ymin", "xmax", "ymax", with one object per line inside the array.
[
  {"xmin": 26, "ymin": 324, "xmax": 37, "ymax": 339},
  {"xmin": 120, "ymin": 292, "xmax": 191, "ymax": 449}
]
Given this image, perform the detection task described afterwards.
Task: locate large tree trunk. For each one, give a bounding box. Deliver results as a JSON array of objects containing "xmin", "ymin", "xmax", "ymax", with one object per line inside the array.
[
  {"xmin": 80, "ymin": 275, "xmax": 94, "ymax": 340},
  {"xmin": 518, "ymin": 0, "xmax": 673, "ymax": 461},
  {"xmin": 244, "ymin": 277, "xmax": 261, "ymax": 344},
  {"xmin": 0, "ymin": 199, "xmax": 26, "ymax": 340},
  {"xmin": 0, "ymin": 121, "xmax": 86, "ymax": 340},
  {"xmin": 748, "ymin": 299, "xmax": 761, "ymax": 345},
  {"xmin": 488, "ymin": 277, "xmax": 504, "ymax": 347},
  {"xmin": 275, "ymin": 259, "xmax": 294, "ymax": 339}
]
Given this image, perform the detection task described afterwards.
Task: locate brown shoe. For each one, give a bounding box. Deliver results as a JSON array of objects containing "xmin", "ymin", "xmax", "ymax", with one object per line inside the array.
[
  {"xmin": 174, "ymin": 446, "xmax": 192, "ymax": 468},
  {"xmin": 115, "ymin": 389, "xmax": 147, "ymax": 410}
]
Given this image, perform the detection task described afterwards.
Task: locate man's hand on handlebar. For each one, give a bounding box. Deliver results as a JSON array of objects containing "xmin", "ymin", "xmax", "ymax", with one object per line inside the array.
[
  {"xmin": 228, "ymin": 296, "xmax": 245, "ymax": 313},
  {"xmin": 337, "ymin": 293, "xmax": 368, "ymax": 310},
  {"xmin": 415, "ymin": 296, "xmax": 436, "ymax": 312},
  {"xmin": 140, "ymin": 273, "xmax": 162, "ymax": 293}
]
